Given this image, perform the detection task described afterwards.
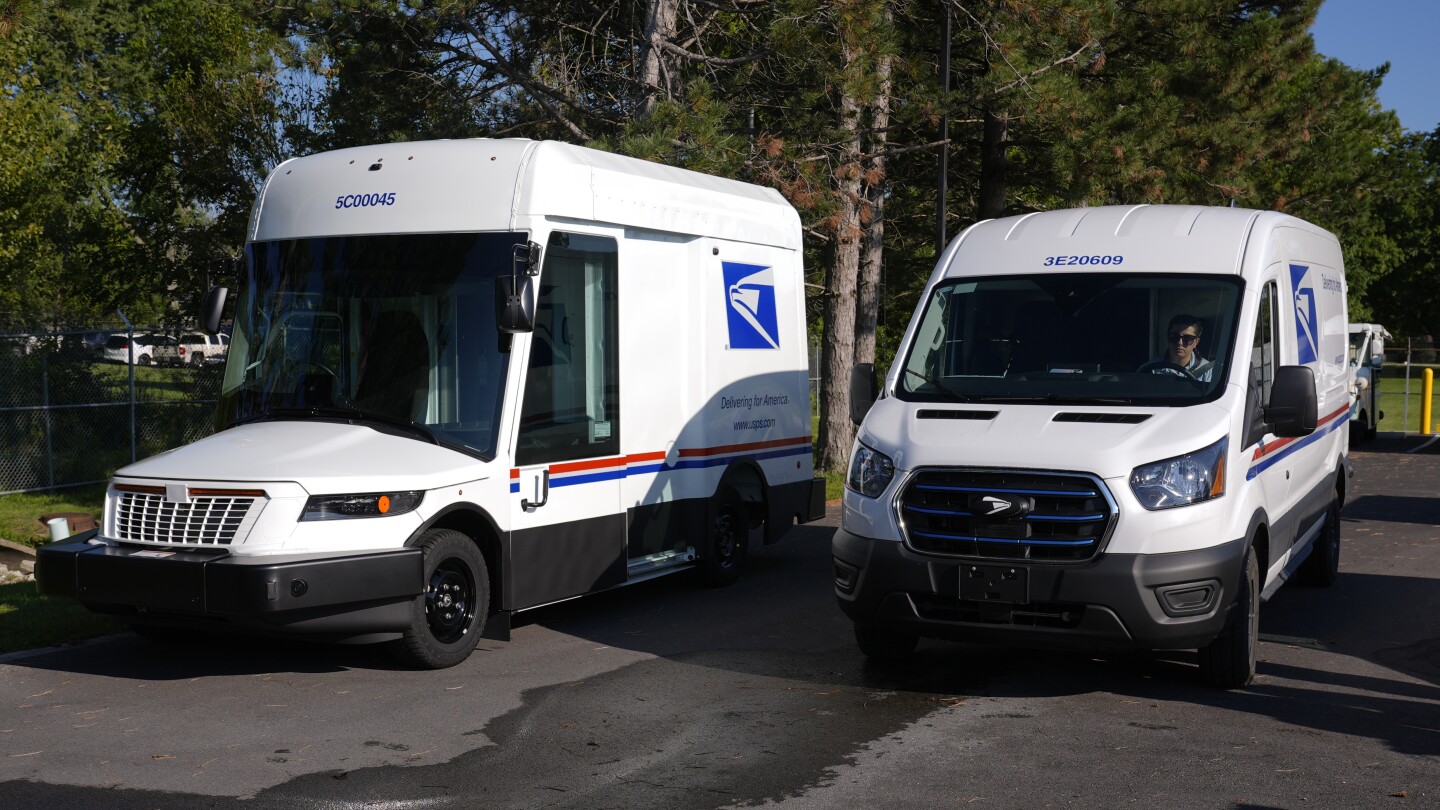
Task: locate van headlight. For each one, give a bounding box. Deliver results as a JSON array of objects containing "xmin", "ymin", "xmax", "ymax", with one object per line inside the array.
[
  {"xmin": 301, "ymin": 491, "xmax": 423, "ymax": 521},
  {"xmin": 847, "ymin": 442, "xmax": 895, "ymax": 499},
  {"xmin": 1129, "ymin": 438, "xmax": 1227, "ymax": 510}
]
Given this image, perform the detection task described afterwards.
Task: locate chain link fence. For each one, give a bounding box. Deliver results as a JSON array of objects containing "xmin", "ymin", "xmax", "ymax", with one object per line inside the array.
[
  {"xmin": 1379, "ymin": 338, "xmax": 1440, "ymax": 434},
  {"xmin": 1, "ymin": 325, "xmax": 225, "ymax": 495}
]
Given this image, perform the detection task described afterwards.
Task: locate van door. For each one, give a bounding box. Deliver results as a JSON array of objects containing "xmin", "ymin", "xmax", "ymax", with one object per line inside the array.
[
  {"xmin": 1247, "ymin": 276, "xmax": 1297, "ymax": 586},
  {"xmin": 509, "ymin": 231, "xmax": 626, "ymax": 608}
]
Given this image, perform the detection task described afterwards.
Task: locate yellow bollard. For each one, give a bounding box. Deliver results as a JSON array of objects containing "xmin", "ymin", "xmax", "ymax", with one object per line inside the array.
[{"xmin": 1424, "ymin": 368, "xmax": 1433, "ymax": 436}]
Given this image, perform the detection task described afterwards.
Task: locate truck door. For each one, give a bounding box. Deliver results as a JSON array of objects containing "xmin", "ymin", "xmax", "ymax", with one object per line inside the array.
[{"xmin": 509, "ymin": 232, "xmax": 626, "ymax": 608}]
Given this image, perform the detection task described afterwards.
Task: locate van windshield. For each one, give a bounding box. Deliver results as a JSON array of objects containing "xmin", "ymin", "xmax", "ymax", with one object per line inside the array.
[
  {"xmin": 897, "ymin": 273, "xmax": 1243, "ymax": 405},
  {"xmin": 216, "ymin": 232, "xmax": 520, "ymax": 459}
]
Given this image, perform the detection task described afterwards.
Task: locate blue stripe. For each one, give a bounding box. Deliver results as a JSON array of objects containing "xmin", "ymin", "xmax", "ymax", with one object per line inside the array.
[
  {"xmin": 915, "ymin": 484, "xmax": 1097, "ymax": 497},
  {"xmin": 1246, "ymin": 411, "xmax": 1349, "ymax": 481},
  {"xmin": 912, "ymin": 530, "xmax": 1096, "ymax": 547}
]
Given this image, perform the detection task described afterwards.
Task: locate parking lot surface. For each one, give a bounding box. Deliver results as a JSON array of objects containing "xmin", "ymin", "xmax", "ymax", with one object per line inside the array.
[{"xmin": 1, "ymin": 438, "xmax": 1437, "ymax": 809}]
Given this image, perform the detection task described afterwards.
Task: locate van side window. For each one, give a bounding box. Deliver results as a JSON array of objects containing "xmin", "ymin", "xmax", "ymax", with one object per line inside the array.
[
  {"xmin": 516, "ymin": 232, "xmax": 620, "ymax": 466},
  {"xmin": 1252, "ymin": 281, "xmax": 1279, "ymax": 405}
]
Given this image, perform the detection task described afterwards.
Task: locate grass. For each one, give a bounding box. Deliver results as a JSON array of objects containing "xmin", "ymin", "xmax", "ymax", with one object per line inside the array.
[
  {"xmin": 0, "ymin": 582, "xmax": 122, "ymax": 655},
  {"xmin": 1376, "ymin": 369, "xmax": 1440, "ymax": 433},
  {"xmin": 0, "ymin": 484, "xmax": 107, "ymax": 548}
]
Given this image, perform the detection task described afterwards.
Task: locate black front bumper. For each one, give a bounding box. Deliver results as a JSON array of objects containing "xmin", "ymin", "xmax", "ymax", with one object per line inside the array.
[
  {"xmin": 36, "ymin": 531, "xmax": 424, "ymax": 642},
  {"xmin": 832, "ymin": 529, "xmax": 1247, "ymax": 651}
]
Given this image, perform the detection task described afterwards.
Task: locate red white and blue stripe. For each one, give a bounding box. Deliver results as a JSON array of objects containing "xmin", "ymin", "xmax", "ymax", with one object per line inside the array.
[
  {"xmin": 510, "ymin": 435, "xmax": 812, "ymax": 492},
  {"xmin": 1245, "ymin": 404, "xmax": 1349, "ymax": 481}
]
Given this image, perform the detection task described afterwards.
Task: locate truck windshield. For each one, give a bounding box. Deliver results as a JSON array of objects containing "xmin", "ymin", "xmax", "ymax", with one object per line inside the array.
[
  {"xmin": 897, "ymin": 273, "xmax": 1243, "ymax": 405},
  {"xmin": 216, "ymin": 232, "xmax": 520, "ymax": 459}
]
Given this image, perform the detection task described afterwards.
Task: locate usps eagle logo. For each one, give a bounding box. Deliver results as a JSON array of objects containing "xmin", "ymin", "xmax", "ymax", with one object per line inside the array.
[
  {"xmin": 1290, "ymin": 263, "xmax": 1318, "ymax": 365},
  {"xmin": 723, "ymin": 261, "xmax": 780, "ymax": 350}
]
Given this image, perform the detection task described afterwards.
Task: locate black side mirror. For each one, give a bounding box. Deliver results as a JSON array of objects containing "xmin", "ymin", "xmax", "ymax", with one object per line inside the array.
[
  {"xmin": 201, "ymin": 286, "xmax": 228, "ymax": 335},
  {"xmin": 496, "ymin": 275, "xmax": 536, "ymax": 334},
  {"xmin": 849, "ymin": 363, "xmax": 876, "ymax": 426},
  {"xmin": 1264, "ymin": 365, "xmax": 1317, "ymax": 438}
]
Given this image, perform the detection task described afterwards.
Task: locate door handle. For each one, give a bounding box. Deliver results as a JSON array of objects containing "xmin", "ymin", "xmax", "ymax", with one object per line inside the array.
[{"xmin": 523, "ymin": 469, "xmax": 550, "ymax": 510}]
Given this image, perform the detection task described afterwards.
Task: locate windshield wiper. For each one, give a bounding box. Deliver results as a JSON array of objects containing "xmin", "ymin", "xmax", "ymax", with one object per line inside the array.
[{"xmin": 903, "ymin": 368, "xmax": 973, "ymax": 402}]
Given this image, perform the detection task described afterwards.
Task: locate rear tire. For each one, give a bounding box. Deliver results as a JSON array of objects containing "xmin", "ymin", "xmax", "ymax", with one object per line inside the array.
[
  {"xmin": 1298, "ymin": 493, "xmax": 1341, "ymax": 587},
  {"xmin": 700, "ymin": 486, "xmax": 748, "ymax": 587},
  {"xmin": 389, "ymin": 529, "xmax": 488, "ymax": 669},
  {"xmin": 854, "ymin": 623, "xmax": 918, "ymax": 662},
  {"xmin": 1198, "ymin": 544, "xmax": 1259, "ymax": 689}
]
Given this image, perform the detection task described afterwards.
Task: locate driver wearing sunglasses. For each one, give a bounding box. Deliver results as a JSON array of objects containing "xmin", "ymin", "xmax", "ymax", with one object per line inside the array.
[{"xmin": 1146, "ymin": 313, "xmax": 1214, "ymax": 381}]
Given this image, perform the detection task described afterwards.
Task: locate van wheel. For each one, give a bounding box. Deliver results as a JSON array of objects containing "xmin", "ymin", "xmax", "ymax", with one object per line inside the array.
[
  {"xmin": 854, "ymin": 623, "xmax": 918, "ymax": 662},
  {"xmin": 700, "ymin": 486, "xmax": 748, "ymax": 587},
  {"xmin": 1198, "ymin": 544, "xmax": 1259, "ymax": 689},
  {"xmin": 1298, "ymin": 494, "xmax": 1341, "ymax": 587},
  {"xmin": 390, "ymin": 529, "xmax": 488, "ymax": 669}
]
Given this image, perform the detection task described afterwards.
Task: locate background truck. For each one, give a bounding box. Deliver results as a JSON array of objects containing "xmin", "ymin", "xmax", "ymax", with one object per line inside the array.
[
  {"xmin": 38, "ymin": 139, "xmax": 825, "ymax": 668},
  {"xmin": 1347, "ymin": 322, "xmax": 1391, "ymax": 443}
]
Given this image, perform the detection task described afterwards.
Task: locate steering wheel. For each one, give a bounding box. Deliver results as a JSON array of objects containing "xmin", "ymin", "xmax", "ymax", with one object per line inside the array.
[{"xmin": 1137, "ymin": 359, "xmax": 1197, "ymax": 380}]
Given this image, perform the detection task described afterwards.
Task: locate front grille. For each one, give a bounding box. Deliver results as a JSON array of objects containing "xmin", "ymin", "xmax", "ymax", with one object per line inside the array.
[
  {"xmin": 898, "ymin": 468, "xmax": 1114, "ymax": 562},
  {"xmin": 113, "ymin": 491, "xmax": 259, "ymax": 545}
]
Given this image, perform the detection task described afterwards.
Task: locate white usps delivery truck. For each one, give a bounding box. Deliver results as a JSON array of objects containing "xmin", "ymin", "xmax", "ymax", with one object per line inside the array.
[
  {"xmin": 1347, "ymin": 322, "xmax": 1391, "ymax": 443},
  {"xmin": 837, "ymin": 205, "xmax": 1351, "ymax": 688},
  {"xmin": 38, "ymin": 139, "xmax": 825, "ymax": 668}
]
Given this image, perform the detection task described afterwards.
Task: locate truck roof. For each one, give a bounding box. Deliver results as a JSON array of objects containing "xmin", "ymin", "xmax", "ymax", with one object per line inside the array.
[
  {"xmin": 250, "ymin": 139, "xmax": 800, "ymax": 249},
  {"xmin": 943, "ymin": 204, "xmax": 1333, "ymax": 278}
]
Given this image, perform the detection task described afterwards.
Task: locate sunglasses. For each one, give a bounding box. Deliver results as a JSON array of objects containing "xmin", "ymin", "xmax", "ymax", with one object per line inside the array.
[{"xmin": 1167, "ymin": 332, "xmax": 1199, "ymax": 347}]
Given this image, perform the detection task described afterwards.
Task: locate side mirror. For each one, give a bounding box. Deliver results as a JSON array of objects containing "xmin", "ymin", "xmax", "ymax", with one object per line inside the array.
[
  {"xmin": 1370, "ymin": 353, "xmax": 1384, "ymax": 369},
  {"xmin": 201, "ymin": 286, "xmax": 228, "ymax": 335},
  {"xmin": 496, "ymin": 275, "xmax": 536, "ymax": 334},
  {"xmin": 1264, "ymin": 365, "xmax": 1317, "ymax": 438},
  {"xmin": 849, "ymin": 363, "xmax": 876, "ymax": 426}
]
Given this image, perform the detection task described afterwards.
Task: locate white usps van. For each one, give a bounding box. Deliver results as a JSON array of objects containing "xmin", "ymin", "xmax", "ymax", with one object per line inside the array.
[
  {"xmin": 1347, "ymin": 322, "xmax": 1391, "ymax": 443},
  {"xmin": 38, "ymin": 139, "xmax": 824, "ymax": 668},
  {"xmin": 836, "ymin": 205, "xmax": 1352, "ymax": 688}
]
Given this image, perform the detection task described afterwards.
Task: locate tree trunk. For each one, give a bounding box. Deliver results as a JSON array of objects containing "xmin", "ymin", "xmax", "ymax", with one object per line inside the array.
[
  {"xmin": 639, "ymin": 0, "xmax": 680, "ymax": 114},
  {"xmin": 855, "ymin": 47, "xmax": 892, "ymax": 369},
  {"xmin": 977, "ymin": 108, "xmax": 1009, "ymax": 219},
  {"xmin": 816, "ymin": 51, "xmax": 868, "ymax": 473}
]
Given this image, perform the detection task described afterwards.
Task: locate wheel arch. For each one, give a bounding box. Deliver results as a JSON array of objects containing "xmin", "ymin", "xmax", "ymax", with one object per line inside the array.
[{"xmin": 407, "ymin": 504, "xmax": 506, "ymax": 620}]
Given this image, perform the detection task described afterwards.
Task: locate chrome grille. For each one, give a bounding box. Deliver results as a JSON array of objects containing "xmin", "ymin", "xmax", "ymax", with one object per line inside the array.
[
  {"xmin": 898, "ymin": 469, "xmax": 1114, "ymax": 562},
  {"xmin": 113, "ymin": 491, "xmax": 257, "ymax": 545}
]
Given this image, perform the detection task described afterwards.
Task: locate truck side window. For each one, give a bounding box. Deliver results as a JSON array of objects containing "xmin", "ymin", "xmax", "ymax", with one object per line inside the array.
[
  {"xmin": 516, "ymin": 232, "xmax": 620, "ymax": 466},
  {"xmin": 1252, "ymin": 281, "xmax": 1279, "ymax": 406}
]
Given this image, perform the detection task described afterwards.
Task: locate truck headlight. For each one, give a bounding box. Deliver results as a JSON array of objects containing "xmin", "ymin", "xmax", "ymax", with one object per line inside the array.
[
  {"xmin": 847, "ymin": 442, "xmax": 895, "ymax": 499},
  {"xmin": 301, "ymin": 491, "xmax": 423, "ymax": 521},
  {"xmin": 1129, "ymin": 438, "xmax": 1227, "ymax": 510}
]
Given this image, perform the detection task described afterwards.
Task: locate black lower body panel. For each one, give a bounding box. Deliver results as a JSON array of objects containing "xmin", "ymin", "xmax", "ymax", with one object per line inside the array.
[
  {"xmin": 37, "ymin": 532, "xmax": 424, "ymax": 642},
  {"xmin": 832, "ymin": 528, "xmax": 1247, "ymax": 651}
]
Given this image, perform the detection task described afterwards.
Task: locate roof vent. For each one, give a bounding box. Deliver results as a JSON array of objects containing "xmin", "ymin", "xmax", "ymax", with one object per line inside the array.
[{"xmin": 916, "ymin": 410, "xmax": 999, "ymax": 421}]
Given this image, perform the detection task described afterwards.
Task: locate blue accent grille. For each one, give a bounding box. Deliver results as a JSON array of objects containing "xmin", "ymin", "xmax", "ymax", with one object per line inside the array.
[{"xmin": 899, "ymin": 469, "xmax": 1113, "ymax": 562}]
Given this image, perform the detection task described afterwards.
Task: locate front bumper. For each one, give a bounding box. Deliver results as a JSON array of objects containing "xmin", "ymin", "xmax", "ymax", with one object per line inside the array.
[
  {"xmin": 832, "ymin": 529, "xmax": 1247, "ymax": 651},
  {"xmin": 36, "ymin": 531, "xmax": 423, "ymax": 642}
]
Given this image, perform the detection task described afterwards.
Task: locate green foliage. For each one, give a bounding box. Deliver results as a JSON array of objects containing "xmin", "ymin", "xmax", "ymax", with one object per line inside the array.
[{"xmin": 0, "ymin": 582, "xmax": 122, "ymax": 654}]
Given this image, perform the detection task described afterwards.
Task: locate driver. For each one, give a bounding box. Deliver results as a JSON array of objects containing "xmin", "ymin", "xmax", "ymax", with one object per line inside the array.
[{"xmin": 1149, "ymin": 314, "xmax": 1214, "ymax": 381}]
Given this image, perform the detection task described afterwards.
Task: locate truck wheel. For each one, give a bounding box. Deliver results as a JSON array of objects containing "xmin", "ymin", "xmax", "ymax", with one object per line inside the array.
[
  {"xmin": 700, "ymin": 486, "xmax": 748, "ymax": 587},
  {"xmin": 190, "ymin": 352, "xmax": 205, "ymax": 366},
  {"xmin": 1198, "ymin": 544, "xmax": 1259, "ymax": 689},
  {"xmin": 390, "ymin": 529, "xmax": 488, "ymax": 669},
  {"xmin": 854, "ymin": 623, "xmax": 918, "ymax": 662},
  {"xmin": 1298, "ymin": 494, "xmax": 1341, "ymax": 587}
]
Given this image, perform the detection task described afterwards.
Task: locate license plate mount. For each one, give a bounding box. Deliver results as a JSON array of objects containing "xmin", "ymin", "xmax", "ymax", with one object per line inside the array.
[{"xmin": 960, "ymin": 563, "xmax": 1029, "ymax": 604}]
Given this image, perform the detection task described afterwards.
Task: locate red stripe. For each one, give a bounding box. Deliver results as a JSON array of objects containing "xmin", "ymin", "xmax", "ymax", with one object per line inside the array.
[
  {"xmin": 1250, "ymin": 404, "xmax": 1348, "ymax": 461},
  {"xmin": 550, "ymin": 456, "xmax": 628, "ymax": 475},
  {"xmin": 678, "ymin": 435, "xmax": 812, "ymax": 458}
]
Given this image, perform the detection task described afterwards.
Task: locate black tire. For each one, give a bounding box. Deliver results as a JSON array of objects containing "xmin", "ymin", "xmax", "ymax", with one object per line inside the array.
[
  {"xmin": 389, "ymin": 529, "xmax": 489, "ymax": 669},
  {"xmin": 1365, "ymin": 420, "xmax": 1378, "ymax": 441},
  {"xmin": 1297, "ymin": 493, "xmax": 1341, "ymax": 587},
  {"xmin": 854, "ymin": 623, "xmax": 918, "ymax": 662},
  {"xmin": 1198, "ymin": 544, "xmax": 1259, "ymax": 689},
  {"xmin": 190, "ymin": 352, "xmax": 205, "ymax": 366},
  {"xmin": 137, "ymin": 353, "xmax": 152, "ymax": 366},
  {"xmin": 700, "ymin": 486, "xmax": 748, "ymax": 587}
]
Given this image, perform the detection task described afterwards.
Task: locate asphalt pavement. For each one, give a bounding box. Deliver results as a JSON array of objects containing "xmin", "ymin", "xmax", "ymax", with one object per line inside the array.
[{"xmin": 1, "ymin": 437, "xmax": 1436, "ymax": 809}]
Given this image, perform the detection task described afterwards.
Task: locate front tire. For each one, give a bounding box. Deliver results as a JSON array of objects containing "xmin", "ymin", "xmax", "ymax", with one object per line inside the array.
[
  {"xmin": 854, "ymin": 623, "xmax": 918, "ymax": 662},
  {"xmin": 700, "ymin": 486, "xmax": 748, "ymax": 587},
  {"xmin": 390, "ymin": 529, "xmax": 488, "ymax": 669},
  {"xmin": 1198, "ymin": 544, "xmax": 1259, "ymax": 689}
]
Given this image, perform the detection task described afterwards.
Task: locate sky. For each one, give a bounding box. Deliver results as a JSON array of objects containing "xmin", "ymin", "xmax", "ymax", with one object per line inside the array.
[{"xmin": 1311, "ymin": 0, "xmax": 1440, "ymax": 134}]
